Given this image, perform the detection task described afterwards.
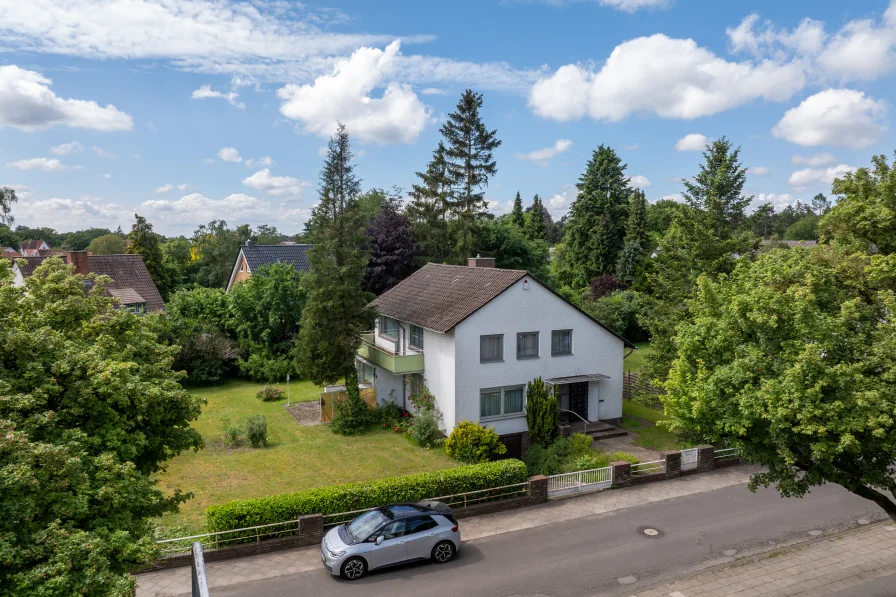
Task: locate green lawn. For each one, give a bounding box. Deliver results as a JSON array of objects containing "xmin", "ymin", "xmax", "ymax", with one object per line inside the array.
[
  {"xmin": 155, "ymin": 380, "xmax": 457, "ymax": 534},
  {"xmin": 623, "ymin": 341, "xmax": 652, "ymax": 374},
  {"xmin": 622, "ymin": 399, "xmax": 666, "ymax": 424},
  {"xmin": 618, "ymin": 415, "xmax": 683, "ymax": 451}
]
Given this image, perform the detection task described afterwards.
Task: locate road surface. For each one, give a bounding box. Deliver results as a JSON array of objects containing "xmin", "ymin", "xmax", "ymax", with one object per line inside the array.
[{"xmin": 209, "ymin": 482, "xmax": 889, "ymax": 597}]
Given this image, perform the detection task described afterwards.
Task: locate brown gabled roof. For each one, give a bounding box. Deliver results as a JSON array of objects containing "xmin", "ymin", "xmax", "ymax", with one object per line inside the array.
[
  {"xmin": 88, "ymin": 255, "xmax": 165, "ymax": 312},
  {"xmin": 20, "ymin": 239, "xmax": 49, "ymax": 250},
  {"xmin": 370, "ymin": 262, "xmax": 636, "ymax": 347},
  {"xmin": 371, "ymin": 263, "xmax": 526, "ymax": 333},
  {"xmin": 16, "ymin": 256, "xmax": 47, "ymax": 276},
  {"xmin": 107, "ymin": 287, "xmax": 146, "ymax": 305}
]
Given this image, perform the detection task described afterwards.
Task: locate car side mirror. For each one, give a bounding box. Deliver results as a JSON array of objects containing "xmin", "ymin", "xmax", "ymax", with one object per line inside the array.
[{"xmin": 375, "ymin": 535, "xmax": 385, "ymax": 546}]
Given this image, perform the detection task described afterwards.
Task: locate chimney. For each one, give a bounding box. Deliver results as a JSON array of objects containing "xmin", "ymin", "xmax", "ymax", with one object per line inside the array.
[
  {"xmin": 467, "ymin": 254, "xmax": 496, "ymax": 268},
  {"xmin": 245, "ymin": 239, "xmax": 253, "ymax": 247},
  {"xmin": 67, "ymin": 251, "xmax": 89, "ymax": 275}
]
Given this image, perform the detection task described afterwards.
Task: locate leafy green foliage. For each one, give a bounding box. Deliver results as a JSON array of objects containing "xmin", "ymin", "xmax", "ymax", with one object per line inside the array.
[
  {"xmin": 444, "ymin": 421, "xmax": 506, "ymax": 464},
  {"xmin": 257, "ymin": 386, "xmax": 284, "ymax": 402},
  {"xmin": 0, "ymin": 257, "xmax": 203, "ymax": 594},
  {"xmin": 525, "ymin": 377, "xmax": 558, "ymax": 447},
  {"xmin": 221, "ymin": 416, "xmax": 244, "ymax": 448},
  {"xmin": 127, "ymin": 214, "xmax": 173, "ymax": 301},
  {"xmin": 191, "ymin": 220, "xmax": 252, "ymax": 288},
  {"xmin": 0, "ymin": 186, "xmax": 17, "ymax": 228},
  {"xmin": 820, "ymin": 152, "xmax": 896, "ymax": 254},
  {"xmin": 87, "ymin": 232, "xmax": 126, "ymax": 254},
  {"xmin": 523, "ymin": 434, "xmax": 591, "ymax": 476},
  {"xmin": 364, "ymin": 200, "xmax": 419, "ymax": 295},
  {"xmin": 330, "ymin": 369, "xmax": 373, "ymax": 435},
  {"xmin": 252, "ymin": 224, "xmax": 283, "ymax": 245},
  {"xmin": 246, "ymin": 415, "xmax": 268, "ymax": 448},
  {"xmin": 664, "ymin": 245, "xmax": 896, "ymax": 520},
  {"xmin": 524, "ymin": 194, "xmax": 548, "ymax": 241},
  {"xmin": 582, "ymin": 289, "xmax": 648, "ymax": 341},
  {"xmin": 205, "ymin": 459, "xmax": 528, "ymax": 532},
  {"xmin": 63, "ymin": 227, "xmax": 112, "ymax": 251},
  {"xmin": 783, "ymin": 214, "xmax": 819, "ymax": 240},
  {"xmin": 407, "ymin": 142, "xmax": 452, "ymax": 263},
  {"xmin": 161, "ymin": 237, "xmax": 195, "ymax": 288},
  {"xmin": 510, "ymin": 191, "xmax": 525, "ymax": 228},
  {"xmin": 475, "ymin": 218, "xmax": 549, "ymax": 279},
  {"xmin": 297, "ymin": 124, "xmax": 374, "ymax": 387},
  {"xmin": 411, "ymin": 409, "xmax": 442, "ymax": 449},
  {"xmin": 561, "ymin": 145, "xmax": 631, "ymax": 286}
]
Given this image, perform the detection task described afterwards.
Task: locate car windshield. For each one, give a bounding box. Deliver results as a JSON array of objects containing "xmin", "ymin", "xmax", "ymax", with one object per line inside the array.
[{"xmin": 346, "ymin": 510, "xmax": 389, "ymax": 542}]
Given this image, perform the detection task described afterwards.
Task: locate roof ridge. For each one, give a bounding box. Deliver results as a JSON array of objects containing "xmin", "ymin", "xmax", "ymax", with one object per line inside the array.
[{"xmin": 424, "ymin": 262, "xmax": 529, "ymax": 275}]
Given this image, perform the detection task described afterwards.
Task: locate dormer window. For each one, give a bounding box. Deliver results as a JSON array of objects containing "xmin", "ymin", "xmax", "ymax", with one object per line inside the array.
[{"xmin": 379, "ymin": 316, "xmax": 399, "ymax": 339}]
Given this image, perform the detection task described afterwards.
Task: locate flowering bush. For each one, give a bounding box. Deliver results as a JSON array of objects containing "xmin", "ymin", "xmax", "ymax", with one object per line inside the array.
[{"xmin": 256, "ymin": 386, "xmax": 284, "ymax": 402}]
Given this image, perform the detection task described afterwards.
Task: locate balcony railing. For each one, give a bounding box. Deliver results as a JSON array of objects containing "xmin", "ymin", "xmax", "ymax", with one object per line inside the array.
[{"xmin": 358, "ymin": 332, "xmax": 424, "ymax": 374}]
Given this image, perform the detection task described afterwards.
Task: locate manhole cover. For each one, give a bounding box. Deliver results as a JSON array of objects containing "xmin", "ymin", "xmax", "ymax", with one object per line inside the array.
[{"xmin": 638, "ymin": 526, "xmax": 665, "ymax": 538}]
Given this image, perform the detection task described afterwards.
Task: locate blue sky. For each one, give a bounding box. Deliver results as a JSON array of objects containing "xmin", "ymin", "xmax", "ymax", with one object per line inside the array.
[{"xmin": 1, "ymin": 0, "xmax": 894, "ymax": 236}]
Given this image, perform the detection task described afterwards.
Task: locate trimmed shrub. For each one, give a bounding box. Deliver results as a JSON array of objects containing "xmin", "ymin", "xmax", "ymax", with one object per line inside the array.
[
  {"xmin": 573, "ymin": 453, "xmax": 609, "ymax": 471},
  {"xmin": 524, "ymin": 377, "xmax": 558, "ymax": 447},
  {"xmin": 206, "ymin": 459, "xmax": 528, "ymax": 532},
  {"xmin": 246, "ymin": 414, "xmax": 268, "ymax": 448},
  {"xmin": 256, "ymin": 386, "xmax": 284, "ymax": 402},
  {"xmin": 444, "ymin": 421, "xmax": 506, "ymax": 464},
  {"xmin": 410, "ymin": 408, "xmax": 442, "ymax": 448},
  {"xmin": 609, "ymin": 451, "xmax": 640, "ymax": 465},
  {"xmin": 330, "ymin": 369, "xmax": 373, "ymax": 435},
  {"xmin": 221, "ymin": 416, "xmax": 244, "ymax": 448}
]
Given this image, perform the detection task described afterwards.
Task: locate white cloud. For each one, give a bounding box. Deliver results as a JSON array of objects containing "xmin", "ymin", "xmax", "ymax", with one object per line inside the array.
[
  {"xmin": 750, "ymin": 192, "xmax": 795, "ymax": 211},
  {"xmin": 7, "ymin": 157, "xmax": 65, "ymax": 171},
  {"xmin": 15, "ymin": 194, "xmax": 125, "ymax": 230},
  {"xmin": 191, "ymin": 84, "xmax": 245, "ymax": 108},
  {"xmin": 788, "ymin": 164, "xmax": 857, "ymax": 188},
  {"xmin": 420, "ymin": 88, "xmax": 447, "ymax": 95},
  {"xmin": 316, "ymin": 146, "xmax": 329, "ymax": 158},
  {"xmin": 92, "ymin": 146, "xmax": 118, "ymax": 159},
  {"xmin": 50, "ymin": 141, "xmax": 84, "ymax": 156},
  {"xmin": 141, "ymin": 192, "xmax": 275, "ymax": 224},
  {"xmin": 659, "ymin": 193, "xmax": 684, "ymax": 203},
  {"xmin": 514, "ymin": 139, "xmax": 573, "ymax": 165},
  {"xmin": 0, "ymin": 65, "xmax": 132, "ymax": 131},
  {"xmin": 772, "ymin": 89, "xmax": 887, "ymax": 149},
  {"xmin": 674, "ymin": 133, "xmax": 707, "ymax": 151},
  {"xmin": 487, "ymin": 198, "xmax": 514, "ymax": 216},
  {"xmin": 748, "ymin": 166, "xmax": 770, "ymax": 176},
  {"xmin": 218, "ymin": 147, "xmax": 242, "ymax": 162},
  {"xmin": 598, "ymin": 0, "xmax": 670, "ymax": 12},
  {"xmin": 529, "ymin": 34, "xmax": 804, "ymax": 122},
  {"xmin": 103, "ymin": 173, "xmax": 112, "ymax": 179},
  {"xmin": 245, "ymin": 156, "xmax": 274, "ymax": 168},
  {"xmin": 628, "ymin": 175, "xmax": 652, "ymax": 188},
  {"xmin": 791, "ymin": 152, "xmax": 838, "ymax": 167},
  {"xmin": 622, "ymin": 144, "xmax": 640, "ymax": 150},
  {"xmin": 728, "ymin": 5, "xmax": 896, "ymax": 83},
  {"xmin": 155, "ymin": 184, "xmax": 174, "ymax": 193},
  {"xmin": 545, "ymin": 186, "xmax": 579, "ymax": 218},
  {"xmin": 146, "ymin": 121, "xmax": 158, "ymax": 132},
  {"xmin": 242, "ymin": 168, "xmax": 308, "ymax": 199},
  {"xmin": 278, "ymin": 41, "xmax": 433, "ymax": 144}
]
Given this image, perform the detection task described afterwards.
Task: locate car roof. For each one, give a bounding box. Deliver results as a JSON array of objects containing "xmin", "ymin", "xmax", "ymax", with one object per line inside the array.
[{"xmin": 380, "ymin": 501, "xmax": 453, "ymax": 519}]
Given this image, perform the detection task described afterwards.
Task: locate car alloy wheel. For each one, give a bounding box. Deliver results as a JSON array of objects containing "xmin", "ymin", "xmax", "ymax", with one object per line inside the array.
[
  {"xmin": 432, "ymin": 541, "xmax": 455, "ymax": 563},
  {"xmin": 341, "ymin": 557, "xmax": 366, "ymax": 580}
]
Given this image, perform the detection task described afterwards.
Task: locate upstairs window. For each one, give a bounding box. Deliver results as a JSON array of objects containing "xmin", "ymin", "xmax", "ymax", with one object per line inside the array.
[
  {"xmin": 409, "ymin": 325, "xmax": 424, "ymax": 350},
  {"xmin": 379, "ymin": 316, "xmax": 399, "ymax": 339},
  {"xmin": 516, "ymin": 332, "xmax": 539, "ymax": 359},
  {"xmin": 480, "ymin": 334, "xmax": 504, "ymax": 363},
  {"xmin": 552, "ymin": 330, "xmax": 573, "ymax": 356}
]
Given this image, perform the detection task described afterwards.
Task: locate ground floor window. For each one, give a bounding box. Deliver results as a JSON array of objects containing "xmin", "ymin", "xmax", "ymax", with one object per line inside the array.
[
  {"xmin": 480, "ymin": 385, "xmax": 525, "ymax": 419},
  {"xmin": 408, "ymin": 373, "xmax": 423, "ymax": 398},
  {"xmin": 359, "ymin": 361, "xmax": 376, "ymax": 384}
]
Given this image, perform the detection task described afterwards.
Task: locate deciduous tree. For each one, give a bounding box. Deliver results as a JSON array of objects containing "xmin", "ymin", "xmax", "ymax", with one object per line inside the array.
[
  {"xmin": 364, "ymin": 200, "xmax": 419, "ymax": 295},
  {"xmin": 87, "ymin": 233, "xmax": 126, "ymax": 255},
  {"xmin": 191, "ymin": 220, "xmax": 252, "ymax": 288},
  {"xmin": 127, "ymin": 214, "xmax": 172, "ymax": 301},
  {"xmin": 0, "ymin": 187, "xmax": 17, "ymax": 228}
]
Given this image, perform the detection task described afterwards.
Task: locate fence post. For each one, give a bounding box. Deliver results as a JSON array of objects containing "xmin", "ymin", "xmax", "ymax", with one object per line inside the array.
[
  {"xmin": 297, "ymin": 514, "xmax": 324, "ymax": 545},
  {"xmin": 191, "ymin": 542, "xmax": 210, "ymax": 597},
  {"xmin": 610, "ymin": 461, "xmax": 631, "ymax": 488},
  {"xmin": 527, "ymin": 475, "xmax": 548, "ymax": 505},
  {"xmin": 696, "ymin": 445, "xmax": 715, "ymax": 472},
  {"xmin": 662, "ymin": 450, "xmax": 681, "ymax": 479}
]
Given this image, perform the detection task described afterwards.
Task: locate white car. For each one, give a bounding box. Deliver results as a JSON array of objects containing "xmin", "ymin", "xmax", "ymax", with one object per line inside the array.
[{"xmin": 321, "ymin": 501, "xmax": 460, "ymax": 580}]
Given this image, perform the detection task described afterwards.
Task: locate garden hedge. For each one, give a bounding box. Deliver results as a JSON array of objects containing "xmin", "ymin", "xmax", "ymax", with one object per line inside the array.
[{"xmin": 205, "ymin": 458, "xmax": 528, "ymax": 532}]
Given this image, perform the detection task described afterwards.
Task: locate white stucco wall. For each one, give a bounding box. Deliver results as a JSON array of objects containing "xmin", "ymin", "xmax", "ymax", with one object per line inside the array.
[
  {"xmin": 371, "ymin": 365, "xmax": 404, "ymax": 408},
  {"xmin": 451, "ymin": 276, "xmax": 625, "ymax": 436},
  {"xmin": 422, "ymin": 328, "xmax": 455, "ymax": 433}
]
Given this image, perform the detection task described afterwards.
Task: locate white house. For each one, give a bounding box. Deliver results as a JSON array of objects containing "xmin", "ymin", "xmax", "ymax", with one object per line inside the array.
[{"xmin": 356, "ymin": 257, "xmax": 634, "ymax": 456}]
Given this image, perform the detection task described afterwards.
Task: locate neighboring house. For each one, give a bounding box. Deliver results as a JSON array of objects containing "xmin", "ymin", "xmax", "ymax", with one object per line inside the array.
[
  {"xmin": 2, "ymin": 246, "xmax": 21, "ymax": 257},
  {"xmin": 357, "ymin": 257, "xmax": 634, "ymax": 457},
  {"xmin": 759, "ymin": 239, "xmax": 817, "ymax": 249},
  {"xmin": 12, "ymin": 252, "xmax": 165, "ymax": 313},
  {"xmin": 225, "ymin": 239, "xmax": 312, "ymax": 292},
  {"xmin": 19, "ymin": 239, "xmax": 51, "ymax": 256}
]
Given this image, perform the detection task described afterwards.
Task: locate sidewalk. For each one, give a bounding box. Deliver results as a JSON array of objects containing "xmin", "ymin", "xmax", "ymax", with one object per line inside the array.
[
  {"xmin": 137, "ymin": 465, "xmax": 755, "ymax": 596},
  {"xmin": 627, "ymin": 523, "xmax": 896, "ymax": 597}
]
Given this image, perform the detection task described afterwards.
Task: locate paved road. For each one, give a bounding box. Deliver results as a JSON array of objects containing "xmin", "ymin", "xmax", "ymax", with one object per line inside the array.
[{"xmin": 210, "ymin": 483, "xmax": 886, "ymax": 597}]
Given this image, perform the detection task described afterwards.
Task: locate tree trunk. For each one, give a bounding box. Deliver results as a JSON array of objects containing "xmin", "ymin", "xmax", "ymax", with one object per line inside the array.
[{"xmin": 850, "ymin": 483, "xmax": 896, "ymax": 522}]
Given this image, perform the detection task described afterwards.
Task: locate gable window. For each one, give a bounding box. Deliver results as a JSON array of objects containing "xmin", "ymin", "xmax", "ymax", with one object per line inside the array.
[
  {"xmin": 379, "ymin": 316, "xmax": 399, "ymax": 339},
  {"xmin": 480, "ymin": 386, "xmax": 525, "ymax": 419},
  {"xmin": 409, "ymin": 325, "xmax": 424, "ymax": 350},
  {"xmin": 516, "ymin": 332, "xmax": 539, "ymax": 359},
  {"xmin": 551, "ymin": 330, "xmax": 573, "ymax": 356},
  {"xmin": 480, "ymin": 334, "xmax": 504, "ymax": 363},
  {"xmin": 238, "ymin": 259, "xmax": 244, "ymax": 272}
]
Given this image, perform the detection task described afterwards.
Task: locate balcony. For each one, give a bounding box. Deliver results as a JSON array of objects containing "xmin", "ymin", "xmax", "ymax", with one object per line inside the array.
[{"xmin": 357, "ymin": 332, "xmax": 424, "ymax": 375}]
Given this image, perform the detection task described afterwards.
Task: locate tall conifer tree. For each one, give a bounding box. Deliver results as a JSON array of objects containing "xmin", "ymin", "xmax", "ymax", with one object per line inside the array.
[
  {"xmin": 407, "ymin": 142, "xmax": 451, "ymax": 261},
  {"xmin": 525, "ymin": 194, "xmax": 548, "ymax": 241},
  {"xmin": 510, "ymin": 191, "xmax": 525, "ymax": 228},
  {"xmin": 126, "ymin": 214, "xmax": 172, "ymax": 300},
  {"xmin": 441, "ymin": 90, "xmax": 501, "ymax": 260}
]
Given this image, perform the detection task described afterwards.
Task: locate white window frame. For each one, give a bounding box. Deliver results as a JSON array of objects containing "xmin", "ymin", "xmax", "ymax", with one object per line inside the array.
[
  {"xmin": 480, "ymin": 385, "xmax": 526, "ymax": 421},
  {"xmin": 551, "ymin": 329, "xmax": 573, "ymax": 356},
  {"xmin": 409, "ymin": 325, "xmax": 424, "ymax": 350},
  {"xmin": 379, "ymin": 316, "xmax": 399, "ymax": 340}
]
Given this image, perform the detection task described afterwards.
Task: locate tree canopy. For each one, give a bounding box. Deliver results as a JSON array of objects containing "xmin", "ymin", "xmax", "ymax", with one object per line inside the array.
[
  {"xmin": 364, "ymin": 200, "xmax": 419, "ymax": 295},
  {"xmin": 127, "ymin": 214, "xmax": 172, "ymax": 301},
  {"xmin": 87, "ymin": 233, "xmax": 127, "ymax": 255},
  {"xmin": 0, "ymin": 257, "xmax": 203, "ymax": 594}
]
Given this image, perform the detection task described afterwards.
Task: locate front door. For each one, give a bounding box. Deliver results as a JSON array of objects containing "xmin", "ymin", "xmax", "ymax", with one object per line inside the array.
[{"xmin": 569, "ymin": 382, "xmax": 589, "ymax": 421}]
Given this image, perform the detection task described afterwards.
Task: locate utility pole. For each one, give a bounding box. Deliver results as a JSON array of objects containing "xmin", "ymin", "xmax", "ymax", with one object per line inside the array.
[{"xmin": 286, "ymin": 374, "xmax": 291, "ymax": 407}]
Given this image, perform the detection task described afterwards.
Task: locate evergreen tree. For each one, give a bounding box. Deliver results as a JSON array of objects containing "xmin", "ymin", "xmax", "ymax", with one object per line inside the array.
[
  {"xmin": 615, "ymin": 189, "xmax": 649, "ymax": 286},
  {"xmin": 297, "ymin": 124, "xmax": 374, "ymax": 389},
  {"xmin": 127, "ymin": 214, "xmax": 172, "ymax": 301},
  {"xmin": 525, "ymin": 194, "xmax": 548, "ymax": 241},
  {"xmin": 510, "ymin": 191, "xmax": 525, "ymax": 228},
  {"xmin": 441, "ymin": 90, "xmax": 502, "ymax": 260},
  {"xmin": 561, "ymin": 145, "xmax": 631, "ymax": 287},
  {"xmin": 812, "ymin": 193, "xmax": 832, "ymax": 216},
  {"xmin": 525, "ymin": 377, "xmax": 558, "ymax": 447},
  {"xmin": 407, "ymin": 142, "xmax": 451, "ymax": 262},
  {"xmin": 682, "ymin": 136, "xmax": 752, "ymax": 239}
]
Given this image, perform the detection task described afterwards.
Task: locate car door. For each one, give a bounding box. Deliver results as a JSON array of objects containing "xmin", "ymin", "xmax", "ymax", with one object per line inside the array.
[
  {"xmin": 366, "ymin": 519, "xmax": 407, "ymax": 570},
  {"xmin": 402, "ymin": 516, "xmax": 440, "ymax": 560}
]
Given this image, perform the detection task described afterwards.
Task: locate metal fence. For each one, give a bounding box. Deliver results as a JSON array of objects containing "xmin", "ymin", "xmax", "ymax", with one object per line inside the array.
[
  {"xmin": 428, "ymin": 482, "xmax": 529, "ymax": 509},
  {"xmin": 547, "ymin": 467, "xmax": 613, "ymax": 497},
  {"xmin": 714, "ymin": 447, "xmax": 738, "ymax": 460},
  {"xmin": 630, "ymin": 459, "xmax": 666, "ymax": 475},
  {"xmin": 156, "ymin": 518, "xmax": 304, "ymax": 557},
  {"xmin": 191, "ymin": 542, "xmax": 210, "ymax": 597}
]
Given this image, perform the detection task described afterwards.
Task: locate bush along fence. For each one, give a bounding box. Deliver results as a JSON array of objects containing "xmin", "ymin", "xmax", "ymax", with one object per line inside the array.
[{"xmin": 147, "ymin": 446, "xmax": 739, "ymax": 571}]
